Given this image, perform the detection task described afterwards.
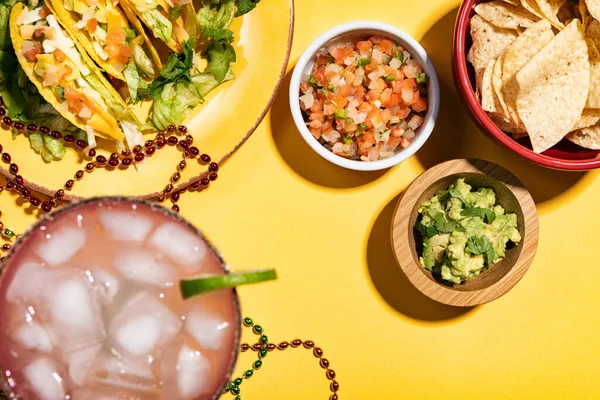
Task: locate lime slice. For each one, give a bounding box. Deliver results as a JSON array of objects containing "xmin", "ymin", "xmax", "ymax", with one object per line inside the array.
[{"xmin": 180, "ymin": 269, "xmax": 277, "ymax": 299}]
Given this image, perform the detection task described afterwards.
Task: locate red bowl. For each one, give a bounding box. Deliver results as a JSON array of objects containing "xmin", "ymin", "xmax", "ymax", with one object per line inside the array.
[{"xmin": 453, "ymin": 0, "xmax": 600, "ymax": 171}]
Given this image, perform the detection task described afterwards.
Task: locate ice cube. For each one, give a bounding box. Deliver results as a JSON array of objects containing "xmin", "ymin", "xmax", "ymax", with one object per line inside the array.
[
  {"xmin": 109, "ymin": 292, "xmax": 181, "ymax": 360},
  {"xmin": 6, "ymin": 261, "xmax": 49, "ymax": 303},
  {"xmin": 185, "ymin": 303, "xmax": 231, "ymax": 351},
  {"xmin": 86, "ymin": 350, "xmax": 156, "ymax": 392},
  {"xmin": 11, "ymin": 321, "xmax": 53, "ymax": 353},
  {"xmin": 98, "ymin": 209, "xmax": 153, "ymax": 243},
  {"xmin": 149, "ymin": 223, "xmax": 208, "ymax": 272},
  {"xmin": 44, "ymin": 271, "xmax": 106, "ymax": 351},
  {"xmin": 161, "ymin": 343, "xmax": 212, "ymax": 400},
  {"xmin": 90, "ymin": 268, "xmax": 120, "ymax": 305},
  {"xmin": 113, "ymin": 250, "xmax": 176, "ymax": 288},
  {"xmin": 22, "ymin": 357, "xmax": 66, "ymax": 400},
  {"xmin": 63, "ymin": 343, "xmax": 102, "ymax": 386},
  {"xmin": 35, "ymin": 226, "xmax": 86, "ymax": 267}
]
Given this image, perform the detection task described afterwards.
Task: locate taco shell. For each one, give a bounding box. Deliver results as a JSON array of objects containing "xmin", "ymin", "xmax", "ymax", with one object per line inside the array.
[
  {"xmin": 10, "ymin": 2, "xmax": 136, "ymax": 141},
  {"xmin": 46, "ymin": 0, "xmax": 162, "ymax": 83}
]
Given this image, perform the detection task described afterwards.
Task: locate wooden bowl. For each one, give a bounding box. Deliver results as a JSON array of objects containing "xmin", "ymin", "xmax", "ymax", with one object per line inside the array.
[{"xmin": 391, "ymin": 159, "xmax": 539, "ymax": 307}]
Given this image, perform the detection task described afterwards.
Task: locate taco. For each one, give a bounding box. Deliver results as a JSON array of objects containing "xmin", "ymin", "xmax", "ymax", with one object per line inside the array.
[
  {"xmin": 10, "ymin": 1, "xmax": 144, "ymax": 148},
  {"xmin": 121, "ymin": 0, "xmax": 198, "ymax": 52},
  {"xmin": 47, "ymin": 0, "xmax": 162, "ymax": 102}
]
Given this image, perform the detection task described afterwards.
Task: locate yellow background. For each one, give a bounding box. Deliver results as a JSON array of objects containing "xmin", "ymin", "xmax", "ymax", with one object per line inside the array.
[{"xmin": 2, "ymin": 0, "xmax": 600, "ymax": 398}]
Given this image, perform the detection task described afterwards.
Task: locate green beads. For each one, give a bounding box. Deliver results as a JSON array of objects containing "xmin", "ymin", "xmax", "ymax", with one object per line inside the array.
[
  {"xmin": 2, "ymin": 228, "xmax": 14, "ymax": 238},
  {"xmin": 227, "ymin": 317, "xmax": 269, "ymax": 399}
]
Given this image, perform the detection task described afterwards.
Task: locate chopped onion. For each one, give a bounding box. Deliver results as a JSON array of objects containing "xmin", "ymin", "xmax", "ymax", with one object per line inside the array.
[
  {"xmin": 79, "ymin": 107, "xmax": 92, "ymax": 119},
  {"xmin": 404, "ymin": 129, "xmax": 416, "ymax": 139},
  {"xmin": 21, "ymin": 6, "xmax": 44, "ymax": 25},
  {"xmin": 408, "ymin": 115, "xmax": 424, "ymax": 131},
  {"xmin": 93, "ymin": 42, "xmax": 108, "ymax": 60},
  {"xmin": 389, "ymin": 57, "xmax": 402, "ymax": 70},
  {"xmin": 94, "ymin": 26, "xmax": 107, "ymax": 41},
  {"xmin": 299, "ymin": 92, "xmax": 314, "ymax": 109},
  {"xmin": 401, "ymin": 88, "xmax": 414, "ymax": 103},
  {"xmin": 371, "ymin": 49, "xmax": 384, "ymax": 63}
]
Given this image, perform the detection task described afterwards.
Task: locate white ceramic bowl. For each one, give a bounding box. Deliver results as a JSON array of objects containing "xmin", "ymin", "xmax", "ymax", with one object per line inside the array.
[{"xmin": 289, "ymin": 21, "xmax": 440, "ymax": 171}]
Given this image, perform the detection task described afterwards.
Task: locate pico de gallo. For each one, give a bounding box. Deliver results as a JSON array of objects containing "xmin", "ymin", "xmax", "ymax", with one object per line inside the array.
[{"xmin": 299, "ymin": 36, "xmax": 429, "ymax": 161}]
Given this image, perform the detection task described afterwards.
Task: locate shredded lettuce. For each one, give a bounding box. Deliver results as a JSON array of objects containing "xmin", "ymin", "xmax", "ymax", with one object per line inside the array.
[
  {"xmin": 28, "ymin": 132, "xmax": 67, "ymax": 162},
  {"xmin": 82, "ymin": 71, "xmax": 127, "ymax": 117},
  {"xmin": 133, "ymin": 45, "xmax": 155, "ymax": 78},
  {"xmin": 197, "ymin": 1, "xmax": 235, "ymax": 31},
  {"xmin": 143, "ymin": 9, "xmax": 173, "ymax": 45},
  {"xmin": 149, "ymin": 70, "xmax": 232, "ymax": 130},
  {"xmin": 124, "ymin": 60, "xmax": 140, "ymax": 103}
]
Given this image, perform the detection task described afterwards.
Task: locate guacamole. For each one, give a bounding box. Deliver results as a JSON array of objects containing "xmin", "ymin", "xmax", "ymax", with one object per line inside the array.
[{"xmin": 415, "ymin": 178, "xmax": 522, "ymax": 284}]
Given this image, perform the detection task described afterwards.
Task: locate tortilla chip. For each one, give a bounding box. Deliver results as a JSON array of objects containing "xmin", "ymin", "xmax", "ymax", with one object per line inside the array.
[
  {"xmin": 474, "ymin": 1, "xmax": 540, "ymax": 29},
  {"xmin": 482, "ymin": 59, "xmax": 502, "ymax": 113},
  {"xmin": 558, "ymin": 0, "xmax": 579, "ymax": 24},
  {"xmin": 586, "ymin": 20, "xmax": 600, "ymax": 56},
  {"xmin": 503, "ymin": 0, "xmax": 522, "ymax": 5},
  {"xmin": 492, "ymin": 54, "xmax": 513, "ymax": 121},
  {"xmin": 578, "ymin": 0, "xmax": 593, "ymax": 29},
  {"xmin": 584, "ymin": 0, "xmax": 600, "ymax": 21},
  {"xmin": 573, "ymin": 109, "xmax": 600, "ymax": 130},
  {"xmin": 567, "ymin": 125, "xmax": 600, "ymax": 149},
  {"xmin": 489, "ymin": 112, "xmax": 528, "ymax": 137},
  {"xmin": 516, "ymin": 20, "xmax": 590, "ymax": 153},
  {"xmin": 467, "ymin": 15, "xmax": 519, "ymax": 91},
  {"xmin": 521, "ymin": 0, "xmax": 545, "ymax": 18},
  {"xmin": 585, "ymin": 39, "xmax": 600, "ymax": 108},
  {"xmin": 502, "ymin": 20, "xmax": 554, "ymax": 124},
  {"xmin": 534, "ymin": 0, "xmax": 567, "ymax": 28}
]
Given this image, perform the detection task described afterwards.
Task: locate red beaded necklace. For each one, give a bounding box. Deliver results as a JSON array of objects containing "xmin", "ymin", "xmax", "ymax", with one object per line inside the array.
[{"xmin": 0, "ymin": 95, "xmax": 218, "ymax": 257}]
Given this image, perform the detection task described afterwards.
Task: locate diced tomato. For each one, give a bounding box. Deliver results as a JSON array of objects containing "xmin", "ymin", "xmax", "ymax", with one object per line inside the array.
[
  {"xmin": 380, "ymin": 88, "xmax": 392, "ymax": 105},
  {"xmin": 356, "ymin": 40, "xmax": 372, "ymax": 55},
  {"xmin": 368, "ymin": 78, "xmax": 386, "ymax": 93},
  {"xmin": 333, "ymin": 46, "xmax": 353, "ymax": 65},
  {"xmin": 309, "ymin": 111, "xmax": 325, "ymax": 122},
  {"xmin": 334, "ymin": 95, "xmax": 348, "ymax": 109},
  {"xmin": 321, "ymin": 120, "xmax": 333, "ymax": 134},
  {"xmin": 359, "ymin": 131, "xmax": 376, "ymax": 149},
  {"xmin": 323, "ymin": 103, "xmax": 336, "ymax": 116},
  {"xmin": 314, "ymin": 68, "xmax": 326, "ymax": 86},
  {"xmin": 106, "ymin": 28, "xmax": 125, "ymax": 46},
  {"xmin": 310, "ymin": 99, "xmax": 323, "ymax": 113},
  {"xmin": 64, "ymin": 87, "xmax": 79, "ymax": 100},
  {"xmin": 39, "ymin": 6, "xmax": 51, "ymax": 18},
  {"xmin": 394, "ymin": 69, "xmax": 405, "ymax": 80},
  {"xmin": 412, "ymin": 97, "xmax": 427, "ymax": 112},
  {"xmin": 364, "ymin": 62, "xmax": 377, "ymax": 73},
  {"xmin": 388, "ymin": 137, "xmax": 401, "ymax": 149},
  {"xmin": 315, "ymin": 54, "xmax": 330, "ymax": 66},
  {"xmin": 105, "ymin": 43, "xmax": 121, "ymax": 58},
  {"xmin": 400, "ymin": 137, "xmax": 410, "ymax": 148},
  {"xmin": 396, "ymin": 106, "xmax": 411, "ymax": 119},
  {"xmin": 300, "ymin": 82, "xmax": 310, "ymax": 94},
  {"xmin": 379, "ymin": 39, "xmax": 394, "ymax": 55},
  {"xmin": 54, "ymin": 49, "xmax": 66, "ymax": 62},
  {"xmin": 58, "ymin": 64, "xmax": 73, "ymax": 81},
  {"xmin": 310, "ymin": 128, "xmax": 321, "ymax": 139},
  {"xmin": 87, "ymin": 18, "xmax": 98, "ymax": 33},
  {"xmin": 387, "ymin": 93, "xmax": 399, "ymax": 107},
  {"xmin": 380, "ymin": 109, "xmax": 392, "ymax": 124},
  {"xmin": 369, "ymin": 35, "xmax": 383, "ymax": 44},
  {"xmin": 339, "ymin": 84, "xmax": 352, "ymax": 97},
  {"xmin": 120, "ymin": 45, "xmax": 132, "ymax": 57},
  {"xmin": 32, "ymin": 28, "xmax": 46, "ymax": 42},
  {"xmin": 366, "ymin": 90, "xmax": 379, "ymax": 102},
  {"xmin": 23, "ymin": 48, "xmax": 40, "ymax": 61}
]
